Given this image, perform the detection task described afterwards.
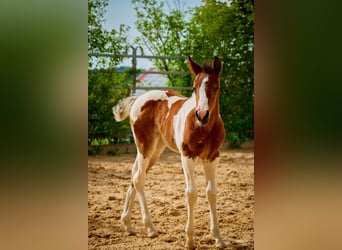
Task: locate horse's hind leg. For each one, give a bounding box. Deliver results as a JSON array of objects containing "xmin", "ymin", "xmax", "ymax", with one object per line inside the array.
[
  {"xmin": 121, "ymin": 149, "xmax": 161, "ymax": 237},
  {"xmin": 132, "ymin": 151, "xmax": 158, "ymax": 238},
  {"xmin": 146, "ymin": 139, "xmax": 165, "ymax": 173},
  {"xmin": 121, "ymin": 158, "xmax": 138, "ymax": 235}
]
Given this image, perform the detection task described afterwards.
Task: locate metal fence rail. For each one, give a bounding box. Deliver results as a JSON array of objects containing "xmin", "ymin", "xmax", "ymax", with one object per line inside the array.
[
  {"xmin": 89, "ymin": 53, "xmax": 187, "ymax": 60},
  {"xmin": 88, "ymin": 47, "xmax": 191, "ymax": 94},
  {"xmin": 112, "ymin": 85, "xmax": 192, "ymax": 91}
]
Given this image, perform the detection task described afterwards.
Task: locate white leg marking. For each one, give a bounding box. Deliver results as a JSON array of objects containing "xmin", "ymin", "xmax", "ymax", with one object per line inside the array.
[
  {"xmin": 181, "ymin": 156, "xmax": 198, "ymax": 249},
  {"xmin": 133, "ymin": 152, "xmax": 157, "ymax": 238},
  {"xmin": 203, "ymin": 158, "xmax": 226, "ymax": 248},
  {"xmin": 121, "ymin": 158, "xmax": 138, "ymax": 235}
]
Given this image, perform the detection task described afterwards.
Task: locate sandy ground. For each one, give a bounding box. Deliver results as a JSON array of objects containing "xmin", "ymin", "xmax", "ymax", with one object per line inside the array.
[{"xmin": 88, "ymin": 149, "xmax": 254, "ymax": 249}]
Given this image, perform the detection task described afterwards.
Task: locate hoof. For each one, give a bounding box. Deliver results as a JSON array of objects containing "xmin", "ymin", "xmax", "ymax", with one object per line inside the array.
[
  {"xmin": 126, "ymin": 229, "xmax": 136, "ymax": 236},
  {"xmin": 147, "ymin": 228, "xmax": 158, "ymax": 238},
  {"xmin": 121, "ymin": 221, "xmax": 135, "ymax": 236},
  {"xmin": 215, "ymin": 239, "xmax": 227, "ymax": 248},
  {"xmin": 123, "ymin": 226, "xmax": 136, "ymax": 236},
  {"xmin": 185, "ymin": 240, "xmax": 196, "ymax": 249}
]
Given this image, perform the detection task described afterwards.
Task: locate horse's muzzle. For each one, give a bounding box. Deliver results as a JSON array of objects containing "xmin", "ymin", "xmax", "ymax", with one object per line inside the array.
[{"xmin": 195, "ymin": 110, "xmax": 209, "ymax": 125}]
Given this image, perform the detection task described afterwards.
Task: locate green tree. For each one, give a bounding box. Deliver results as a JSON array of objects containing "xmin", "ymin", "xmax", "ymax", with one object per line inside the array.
[
  {"xmin": 132, "ymin": 0, "xmax": 191, "ymax": 87},
  {"xmin": 88, "ymin": 0, "xmax": 132, "ymax": 146},
  {"xmin": 88, "ymin": 0, "xmax": 129, "ymax": 67}
]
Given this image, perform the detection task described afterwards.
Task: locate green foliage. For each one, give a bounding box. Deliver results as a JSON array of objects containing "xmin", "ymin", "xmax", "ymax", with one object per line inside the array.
[
  {"xmin": 132, "ymin": 0, "xmax": 191, "ymax": 86},
  {"xmin": 88, "ymin": 0, "xmax": 131, "ymax": 145},
  {"xmin": 88, "ymin": 70, "xmax": 131, "ymax": 145},
  {"xmin": 88, "ymin": 146, "xmax": 103, "ymax": 155},
  {"xmin": 88, "ymin": 0, "xmax": 129, "ymax": 67},
  {"xmin": 106, "ymin": 148, "xmax": 120, "ymax": 156}
]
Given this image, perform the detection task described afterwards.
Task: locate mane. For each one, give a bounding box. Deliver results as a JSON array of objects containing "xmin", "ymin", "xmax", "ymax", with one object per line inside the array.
[{"xmin": 202, "ymin": 61, "xmax": 215, "ymax": 74}]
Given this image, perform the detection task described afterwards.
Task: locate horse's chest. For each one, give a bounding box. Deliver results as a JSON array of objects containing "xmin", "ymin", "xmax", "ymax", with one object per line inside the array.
[{"xmin": 182, "ymin": 125, "xmax": 224, "ymax": 161}]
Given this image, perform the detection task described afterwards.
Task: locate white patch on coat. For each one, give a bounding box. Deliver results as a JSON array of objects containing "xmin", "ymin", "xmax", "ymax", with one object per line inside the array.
[
  {"xmin": 166, "ymin": 95, "xmax": 186, "ymax": 119},
  {"xmin": 173, "ymin": 94, "xmax": 196, "ymax": 152},
  {"xmin": 167, "ymin": 95, "xmax": 186, "ymax": 110},
  {"xmin": 197, "ymin": 76, "xmax": 209, "ymax": 112}
]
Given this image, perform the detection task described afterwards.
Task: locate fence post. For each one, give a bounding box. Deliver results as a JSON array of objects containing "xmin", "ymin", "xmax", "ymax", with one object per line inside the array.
[{"xmin": 127, "ymin": 46, "xmax": 144, "ymax": 95}]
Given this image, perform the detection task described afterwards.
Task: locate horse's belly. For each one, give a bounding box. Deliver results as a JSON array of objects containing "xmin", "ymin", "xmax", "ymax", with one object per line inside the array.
[{"xmin": 160, "ymin": 134, "xmax": 179, "ymax": 153}]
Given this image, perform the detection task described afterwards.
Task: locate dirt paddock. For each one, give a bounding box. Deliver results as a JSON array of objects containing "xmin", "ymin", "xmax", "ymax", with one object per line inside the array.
[{"xmin": 88, "ymin": 149, "xmax": 254, "ymax": 249}]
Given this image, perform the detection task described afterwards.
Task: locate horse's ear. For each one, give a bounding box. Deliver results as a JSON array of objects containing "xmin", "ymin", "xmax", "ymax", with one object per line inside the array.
[
  {"xmin": 213, "ymin": 56, "xmax": 222, "ymax": 74},
  {"xmin": 187, "ymin": 56, "xmax": 202, "ymax": 75}
]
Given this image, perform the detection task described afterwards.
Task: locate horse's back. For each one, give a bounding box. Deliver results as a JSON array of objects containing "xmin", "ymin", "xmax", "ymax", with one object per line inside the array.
[
  {"xmin": 130, "ymin": 91, "xmax": 166, "ymax": 122},
  {"xmin": 130, "ymin": 90, "xmax": 187, "ymax": 121}
]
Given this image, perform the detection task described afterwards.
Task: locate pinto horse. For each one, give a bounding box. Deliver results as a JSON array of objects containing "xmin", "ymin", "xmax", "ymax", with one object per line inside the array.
[{"xmin": 113, "ymin": 56, "xmax": 226, "ymax": 249}]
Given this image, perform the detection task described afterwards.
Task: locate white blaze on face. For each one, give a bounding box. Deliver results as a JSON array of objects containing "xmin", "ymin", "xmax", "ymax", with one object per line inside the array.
[{"xmin": 197, "ymin": 76, "xmax": 209, "ymax": 112}]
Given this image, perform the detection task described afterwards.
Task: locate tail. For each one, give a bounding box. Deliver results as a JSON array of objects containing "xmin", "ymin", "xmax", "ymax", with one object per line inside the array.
[{"xmin": 112, "ymin": 96, "xmax": 138, "ymax": 122}]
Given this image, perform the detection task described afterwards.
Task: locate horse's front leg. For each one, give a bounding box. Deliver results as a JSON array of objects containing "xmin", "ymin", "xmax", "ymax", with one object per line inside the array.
[
  {"xmin": 181, "ymin": 156, "xmax": 198, "ymax": 249},
  {"xmin": 203, "ymin": 158, "xmax": 227, "ymax": 248}
]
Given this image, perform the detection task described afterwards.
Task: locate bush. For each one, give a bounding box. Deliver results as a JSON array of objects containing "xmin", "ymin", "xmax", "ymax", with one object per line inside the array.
[{"xmin": 88, "ymin": 70, "xmax": 131, "ymax": 145}]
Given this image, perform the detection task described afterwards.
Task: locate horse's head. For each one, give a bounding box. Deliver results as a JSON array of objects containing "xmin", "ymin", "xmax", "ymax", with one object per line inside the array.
[{"xmin": 188, "ymin": 56, "xmax": 222, "ymax": 125}]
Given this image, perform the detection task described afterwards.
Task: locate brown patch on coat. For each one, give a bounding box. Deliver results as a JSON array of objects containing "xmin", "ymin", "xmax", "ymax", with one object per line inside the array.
[
  {"xmin": 133, "ymin": 100, "xmax": 160, "ymax": 158},
  {"xmin": 165, "ymin": 89, "xmax": 185, "ymax": 98},
  {"xmin": 182, "ymin": 108, "xmax": 225, "ymax": 161}
]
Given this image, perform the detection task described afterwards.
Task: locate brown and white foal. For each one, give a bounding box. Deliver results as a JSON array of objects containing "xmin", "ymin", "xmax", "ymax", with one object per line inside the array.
[{"xmin": 113, "ymin": 57, "xmax": 226, "ymax": 249}]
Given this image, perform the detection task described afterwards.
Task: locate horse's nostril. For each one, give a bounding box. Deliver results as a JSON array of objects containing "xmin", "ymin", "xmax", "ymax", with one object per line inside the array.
[
  {"xmin": 203, "ymin": 111, "xmax": 209, "ymax": 121},
  {"xmin": 195, "ymin": 110, "xmax": 200, "ymax": 120}
]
